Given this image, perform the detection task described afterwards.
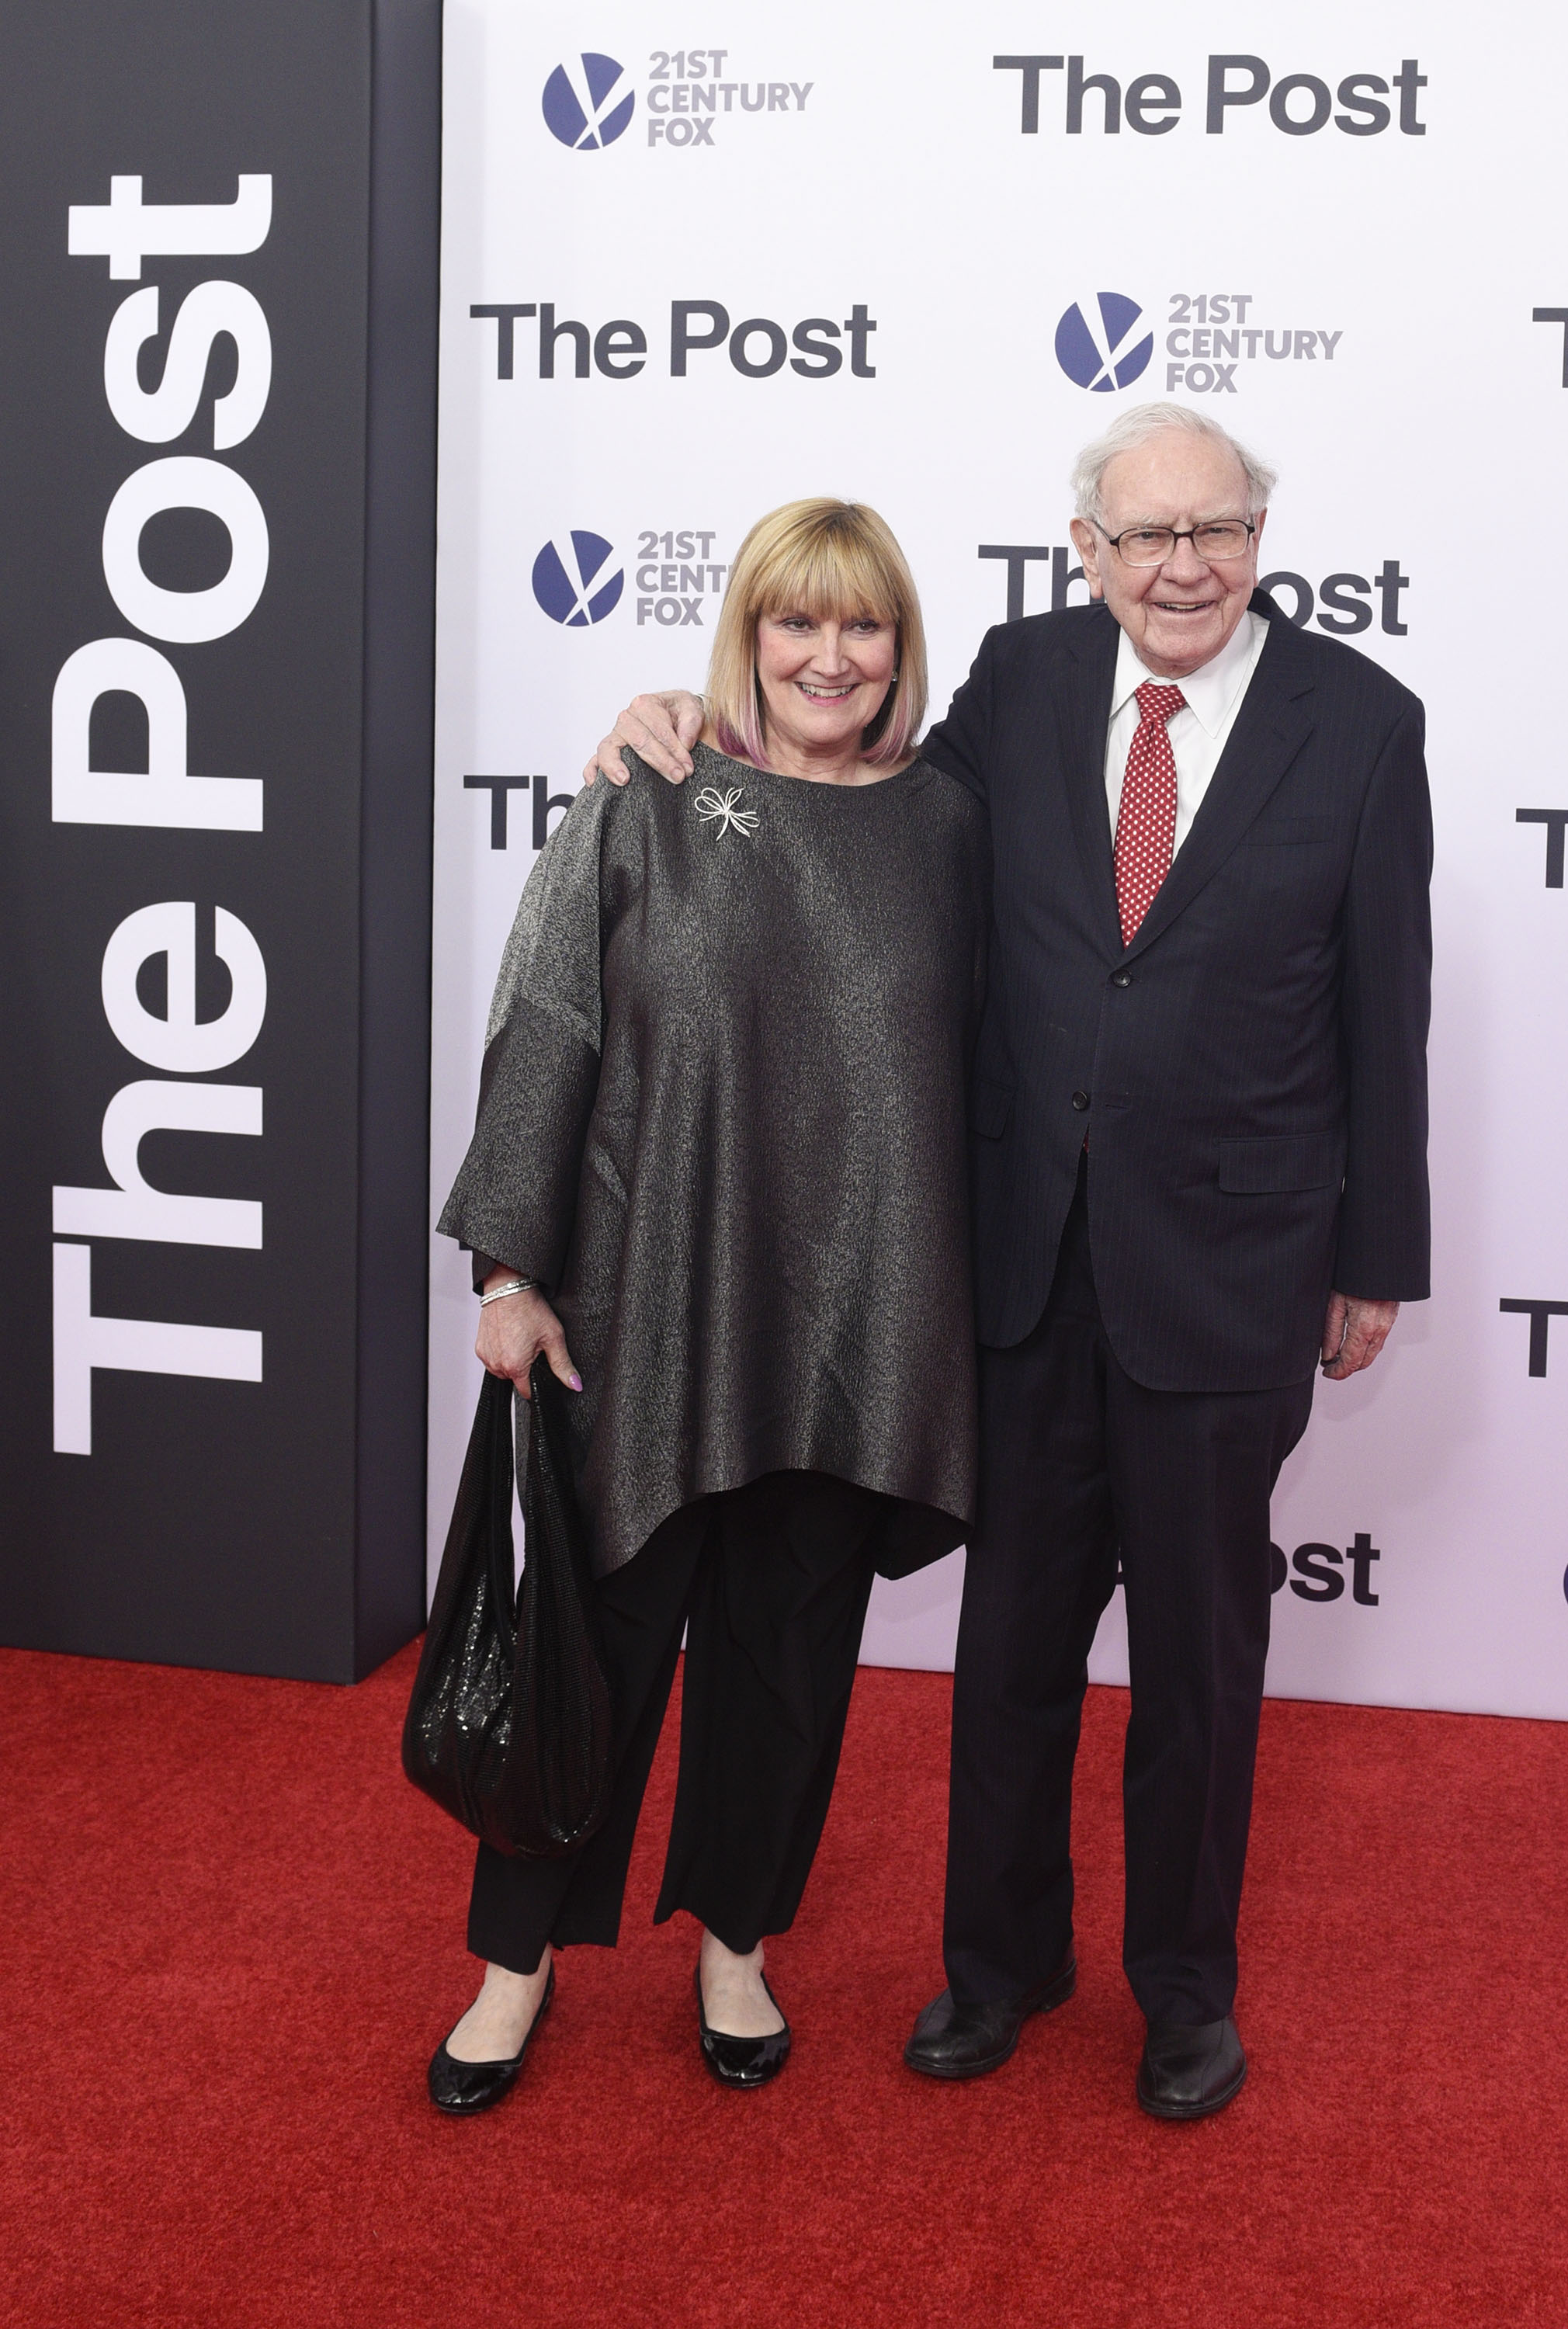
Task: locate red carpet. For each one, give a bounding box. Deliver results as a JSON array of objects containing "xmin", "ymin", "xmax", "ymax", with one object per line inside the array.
[{"xmin": 3, "ymin": 1643, "xmax": 1565, "ymax": 2327}]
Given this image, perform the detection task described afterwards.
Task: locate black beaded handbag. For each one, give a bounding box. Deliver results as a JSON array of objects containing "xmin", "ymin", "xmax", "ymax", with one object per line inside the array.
[{"xmin": 401, "ymin": 1360, "xmax": 613, "ymax": 1858}]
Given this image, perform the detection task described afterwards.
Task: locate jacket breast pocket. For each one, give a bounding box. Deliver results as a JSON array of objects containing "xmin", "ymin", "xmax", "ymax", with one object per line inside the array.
[
  {"xmin": 973, "ymin": 1077, "xmax": 1014, "ymax": 1140},
  {"xmin": 1219, "ymin": 1133, "xmax": 1341, "ymax": 1194}
]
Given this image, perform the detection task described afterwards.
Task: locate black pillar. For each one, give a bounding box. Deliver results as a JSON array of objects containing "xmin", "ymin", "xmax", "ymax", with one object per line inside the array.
[{"xmin": 0, "ymin": 0, "xmax": 441, "ymax": 1680}]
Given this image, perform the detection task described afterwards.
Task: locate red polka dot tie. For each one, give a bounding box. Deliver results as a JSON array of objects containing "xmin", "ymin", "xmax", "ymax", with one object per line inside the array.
[{"xmin": 1115, "ymin": 680, "xmax": 1186, "ymax": 946}]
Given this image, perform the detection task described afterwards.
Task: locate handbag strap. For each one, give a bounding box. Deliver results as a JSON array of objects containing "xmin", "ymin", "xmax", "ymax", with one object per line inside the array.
[{"xmin": 482, "ymin": 1371, "xmax": 519, "ymax": 1649}]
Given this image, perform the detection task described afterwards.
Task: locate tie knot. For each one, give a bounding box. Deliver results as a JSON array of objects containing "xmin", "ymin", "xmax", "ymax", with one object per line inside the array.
[{"xmin": 1134, "ymin": 680, "xmax": 1186, "ymax": 724}]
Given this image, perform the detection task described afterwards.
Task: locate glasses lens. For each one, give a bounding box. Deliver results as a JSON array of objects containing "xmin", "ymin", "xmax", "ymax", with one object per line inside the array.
[
  {"xmin": 1192, "ymin": 523, "xmax": 1252, "ymax": 561},
  {"xmin": 1118, "ymin": 529, "xmax": 1176, "ymax": 567}
]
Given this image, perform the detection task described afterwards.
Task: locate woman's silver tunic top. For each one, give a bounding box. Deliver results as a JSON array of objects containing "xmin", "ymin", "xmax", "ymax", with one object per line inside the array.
[{"xmin": 439, "ymin": 744, "xmax": 988, "ymax": 1581}]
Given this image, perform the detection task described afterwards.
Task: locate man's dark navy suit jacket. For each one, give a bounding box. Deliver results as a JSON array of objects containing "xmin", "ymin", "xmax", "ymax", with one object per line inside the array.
[{"xmin": 921, "ymin": 588, "xmax": 1433, "ymax": 1394}]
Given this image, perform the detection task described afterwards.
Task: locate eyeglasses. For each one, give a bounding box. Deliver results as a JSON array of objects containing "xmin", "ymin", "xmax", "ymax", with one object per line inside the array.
[{"xmin": 1094, "ymin": 519, "xmax": 1256, "ymax": 568}]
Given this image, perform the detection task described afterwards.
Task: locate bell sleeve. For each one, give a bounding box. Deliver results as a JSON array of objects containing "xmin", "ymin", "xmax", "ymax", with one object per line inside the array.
[{"xmin": 436, "ymin": 783, "xmax": 612, "ymax": 1291}]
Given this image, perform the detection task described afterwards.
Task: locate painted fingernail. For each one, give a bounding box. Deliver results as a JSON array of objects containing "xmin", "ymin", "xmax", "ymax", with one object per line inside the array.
[{"xmin": 569, "ymin": 1372, "xmax": 583, "ymax": 1391}]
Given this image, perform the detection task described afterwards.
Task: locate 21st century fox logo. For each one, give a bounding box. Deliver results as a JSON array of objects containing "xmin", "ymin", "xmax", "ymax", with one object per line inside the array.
[
  {"xmin": 1056, "ymin": 291, "xmax": 1345, "ymax": 398},
  {"xmin": 542, "ymin": 48, "xmax": 813, "ymax": 151}
]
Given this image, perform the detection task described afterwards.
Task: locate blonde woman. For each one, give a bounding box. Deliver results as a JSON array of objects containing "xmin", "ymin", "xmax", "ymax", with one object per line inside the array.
[{"xmin": 429, "ymin": 500, "xmax": 987, "ymax": 2112}]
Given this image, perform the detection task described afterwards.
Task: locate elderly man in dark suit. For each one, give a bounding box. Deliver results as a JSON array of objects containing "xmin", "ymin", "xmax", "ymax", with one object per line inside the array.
[{"xmin": 586, "ymin": 404, "xmax": 1432, "ymax": 2119}]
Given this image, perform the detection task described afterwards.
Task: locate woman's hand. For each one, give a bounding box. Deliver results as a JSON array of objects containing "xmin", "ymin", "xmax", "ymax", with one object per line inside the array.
[
  {"xmin": 475, "ymin": 1272, "xmax": 581, "ymax": 1397},
  {"xmin": 582, "ymin": 689, "xmax": 704, "ymax": 786}
]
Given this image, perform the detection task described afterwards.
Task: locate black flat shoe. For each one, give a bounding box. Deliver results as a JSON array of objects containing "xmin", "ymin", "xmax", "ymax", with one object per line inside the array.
[
  {"xmin": 1136, "ymin": 2014, "xmax": 1247, "ymax": 2121},
  {"xmin": 695, "ymin": 1963, "xmax": 791, "ymax": 2090},
  {"xmin": 427, "ymin": 1963, "xmax": 555, "ymax": 2116},
  {"xmin": 904, "ymin": 1952, "xmax": 1077, "ymax": 2081}
]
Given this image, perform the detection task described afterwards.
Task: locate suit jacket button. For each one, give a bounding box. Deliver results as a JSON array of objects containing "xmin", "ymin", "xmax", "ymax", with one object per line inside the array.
[
  {"xmin": 1071, "ymin": 1090, "xmax": 1090, "ymax": 1112},
  {"xmin": 1112, "ymin": 972, "xmax": 1132, "ymax": 987}
]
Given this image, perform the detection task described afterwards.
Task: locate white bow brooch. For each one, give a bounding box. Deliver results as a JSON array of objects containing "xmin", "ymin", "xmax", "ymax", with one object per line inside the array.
[{"xmin": 694, "ymin": 784, "xmax": 759, "ymax": 839}]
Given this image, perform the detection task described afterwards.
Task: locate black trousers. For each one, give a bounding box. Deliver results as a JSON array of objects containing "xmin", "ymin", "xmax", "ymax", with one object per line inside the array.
[
  {"xmin": 944, "ymin": 1168, "xmax": 1314, "ymax": 2026},
  {"xmin": 468, "ymin": 1470, "xmax": 883, "ymax": 1977}
]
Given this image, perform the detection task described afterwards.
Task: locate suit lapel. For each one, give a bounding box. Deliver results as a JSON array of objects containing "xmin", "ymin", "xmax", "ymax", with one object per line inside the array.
[
  {"xmin": 1056, "ymin": 606, "xmax": 1123, "ymax": 957},
  {"xmin": 1120, "ymin": 596, "xmax": 1317, "ymax": 963}
]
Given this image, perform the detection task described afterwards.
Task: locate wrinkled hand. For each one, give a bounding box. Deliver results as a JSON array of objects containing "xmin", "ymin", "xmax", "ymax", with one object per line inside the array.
[
  {"xmin": 582, "ymin": 689, "xmax": 704, "ymax": 786},
  {"xmin": 1320, "ymin": 1292, "xmax": 1399, "ymax": 1380},
  {"xmin": 475, "ymin": 1273, "xmax": 580, "ymax": 1397}
]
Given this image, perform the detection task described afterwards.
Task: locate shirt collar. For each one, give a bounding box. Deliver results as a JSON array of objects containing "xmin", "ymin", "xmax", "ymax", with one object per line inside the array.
[{"xmin": 1110, "ymin": 608, "xmax": 1267, "ymax": 738}]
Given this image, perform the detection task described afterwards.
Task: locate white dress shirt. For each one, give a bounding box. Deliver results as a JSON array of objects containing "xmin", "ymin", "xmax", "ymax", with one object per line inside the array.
[{"xmin": 1104, "ymin": 609, "xmax": 1268, "ymax": 856}]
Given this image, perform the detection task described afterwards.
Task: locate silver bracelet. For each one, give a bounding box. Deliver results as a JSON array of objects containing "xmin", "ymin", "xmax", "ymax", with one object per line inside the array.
[{"xmin": 479, "ymin": 1277, "xmax": 536, "ymax": 1308}]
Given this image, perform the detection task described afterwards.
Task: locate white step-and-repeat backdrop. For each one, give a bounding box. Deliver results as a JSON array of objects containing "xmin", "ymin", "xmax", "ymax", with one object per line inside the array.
[{"xmin": 428, "ymin": 2, "xmax": 1568, "ymax": 1722}]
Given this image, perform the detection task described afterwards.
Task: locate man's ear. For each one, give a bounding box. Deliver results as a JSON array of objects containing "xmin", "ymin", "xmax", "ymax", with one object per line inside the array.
[{"xmin": 1069, "ymin": 516, "xmax": 1105, "ymax": 602}]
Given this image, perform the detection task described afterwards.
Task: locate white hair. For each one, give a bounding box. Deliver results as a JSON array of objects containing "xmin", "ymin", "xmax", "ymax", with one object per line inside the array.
[{"xmin": 1070, "ymin": 402, "xmax": 1278, "ymax": 525}]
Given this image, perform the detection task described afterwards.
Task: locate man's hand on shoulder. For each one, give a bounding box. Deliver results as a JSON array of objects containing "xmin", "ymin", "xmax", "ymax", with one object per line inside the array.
[
  {"xmin": 582, "ymin": 690, "xmax": 704, "ymax": 787},
  {"xmin": 1320, "ymin": 1291, "xmax": 1400, "ymax": 1380}
]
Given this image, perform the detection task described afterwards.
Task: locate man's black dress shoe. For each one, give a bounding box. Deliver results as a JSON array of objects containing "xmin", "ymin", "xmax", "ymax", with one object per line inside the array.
[
  {"xmin": 695, "ymin": 1965, "xmax": 791, "ymax": 2089},
  {"xmin": 427, "ymin": 1963, "xmax": 555, "ymax": 2116},
  {"xmin": 1136, "ymin": 2015, "xmax": 1247, "ymax": 2120},
  {"xmin": 903, "ymin": 1952, "xmax": 1077, "ymax": 2081}
]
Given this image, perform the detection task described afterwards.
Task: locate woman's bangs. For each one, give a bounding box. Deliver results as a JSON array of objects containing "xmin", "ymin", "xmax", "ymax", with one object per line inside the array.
[{"xmin": 762, "ymin": 529, "xmax": 900, "ymax": 629}]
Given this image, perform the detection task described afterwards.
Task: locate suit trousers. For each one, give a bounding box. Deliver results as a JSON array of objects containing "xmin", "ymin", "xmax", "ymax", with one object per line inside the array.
[
  {"xmin": 943, "ymin": 1164, "xmax": 1314, "ymax": 2026},
  {"xmin": 467, "ymin": 1470, "xmax": 883, "ymax": 1977}
]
